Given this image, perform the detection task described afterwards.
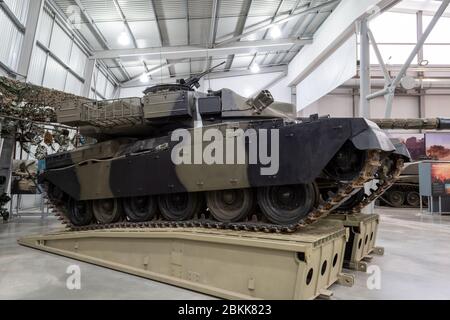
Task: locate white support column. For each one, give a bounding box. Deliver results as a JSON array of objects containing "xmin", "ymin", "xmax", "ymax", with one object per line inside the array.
[
  {"xmin": 359, "ymin": 18, "xmax": 371, "ymax": 118},
  {"xmin": 82, "ymin": 60, "xmax": 95, "ymax": 98},
  {"xmin": 17, "ymin": 0, "xmax": 45, "ymax": 79}
]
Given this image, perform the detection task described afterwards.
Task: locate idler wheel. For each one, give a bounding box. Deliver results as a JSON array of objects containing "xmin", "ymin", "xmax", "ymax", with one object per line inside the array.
[
  {"xmin": 387, "ymin": 190, "xmax": 405, "ymax": 207},
  {"xmin": 325, "ymin": 141, "xmax": 367, "ymax": 181},
  {"xmin": 92, "ymin": 198, "xmax": 123, "ymax": 224},
  {"xmin": 68, "ymin": 199, "xmax": 93, "ymax": 226},
  {"xmin": 158, "ymin": 192, "xmax": 203, "ymax": 221},
  {"xmin": 206, "ymin": 189, "xmax": 255, "ymax": 222},
  {"xmin": 123, "ymin": 196, "xmax": 158, "ymax": 222},
  {"xmin": 406, "ymin": 191, "xmax": 420, "ymax": 207},
  {"xmin": 257, "ymin": 184, "xmax": 316, "ymax": 225}
]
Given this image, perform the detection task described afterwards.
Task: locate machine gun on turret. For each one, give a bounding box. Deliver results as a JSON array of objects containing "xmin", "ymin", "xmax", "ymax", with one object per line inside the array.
[
  {"xmin": 178, "ymin": 61, "xmax": 226, "ymax": 90},
  {"xmin": 143, "ymin": 61, "xmax": 226, "ymax": 94}
]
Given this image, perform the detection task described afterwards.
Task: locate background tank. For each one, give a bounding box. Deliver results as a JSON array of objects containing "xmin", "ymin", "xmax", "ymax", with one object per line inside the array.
[{"xmin": 378, "ymin": 162, "xmax": 427, "ymax": 208}]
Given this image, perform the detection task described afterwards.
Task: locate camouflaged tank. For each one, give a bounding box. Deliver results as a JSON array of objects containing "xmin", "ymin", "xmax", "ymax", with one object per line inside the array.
[{"xmin": 36, "ymin": 66, "xmax": 416, "ymax": 233}]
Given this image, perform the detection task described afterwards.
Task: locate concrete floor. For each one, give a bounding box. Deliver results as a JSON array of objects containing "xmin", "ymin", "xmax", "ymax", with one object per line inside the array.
[{"xmin": 1, "ymin": 208, "xmax": 450, "ymax": 300}]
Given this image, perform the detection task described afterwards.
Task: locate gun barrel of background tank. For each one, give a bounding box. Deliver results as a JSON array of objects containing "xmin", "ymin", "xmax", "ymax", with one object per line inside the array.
[{"xmin": 371, "ymin": 118, "xmax": 450, "ymax": 130}]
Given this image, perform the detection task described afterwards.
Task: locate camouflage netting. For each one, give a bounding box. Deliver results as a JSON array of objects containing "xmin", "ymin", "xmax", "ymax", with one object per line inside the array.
[
  {"xmin": 0, "ymin": 76, "xmax": 84, "ymax": 159},
  {"xmin": 0, "ymin": 75, "xmax": 85, "ymax": 122},
  {"xmin": 1, "ymin": 76, "xmax": 86, "ymax": 219}
]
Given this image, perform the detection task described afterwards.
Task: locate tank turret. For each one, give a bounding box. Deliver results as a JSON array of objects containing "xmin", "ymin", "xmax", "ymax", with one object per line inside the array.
[{"xmin": 52, "ymin": 62, "xmax": 295, "ymax": 141}]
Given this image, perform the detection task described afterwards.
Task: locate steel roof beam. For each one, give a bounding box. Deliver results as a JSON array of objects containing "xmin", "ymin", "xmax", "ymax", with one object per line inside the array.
[
  {"xmin": 112, "ymin": 0, "xmax": 139, "ymax": 48},
  {"xmin": 121, "ymin": 65, "xmax": 288, "ymax": 88},
  {"xmin": 92, "ymin": 38, "xmax": 312, "ymax": 60},
  {"xmin": 72, "ymin": 0, "xmax": 131, "ymax": 81},
  {"xmin": 206, "ymin": 0, "xmax": 220, "ymax": 70},
  {"xmin": 149, "ymin": 0, "xmax": 172, "ymax": 78},
  {"xmin": 252, "ymin": 0, "xmax": 286, "ymax": 68},
  {"xmin": 286, "ymin": 0, "xmax": 401, "ymax": 87},
  {"xmin": 216, "ymin": 0, "xmax": 339, "ymax": 47},
  {"xmin": 224, "ymin": 0, "xmax": 253, "ymax": 71}
]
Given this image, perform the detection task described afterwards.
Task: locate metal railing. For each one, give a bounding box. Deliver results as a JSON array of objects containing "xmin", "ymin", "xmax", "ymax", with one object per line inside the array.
[{"xmin": 83, "ymin": 97, "xmax": 143, "ymax": 127}]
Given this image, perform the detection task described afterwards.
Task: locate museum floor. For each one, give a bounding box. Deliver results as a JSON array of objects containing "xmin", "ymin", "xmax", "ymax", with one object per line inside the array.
[{"xmin": 1, "ymin": 208, "xmax": 450, "ymax": 300}]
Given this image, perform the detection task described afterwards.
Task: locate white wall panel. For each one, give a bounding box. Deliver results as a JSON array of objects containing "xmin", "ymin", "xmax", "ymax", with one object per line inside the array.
[
  {"xmin": 287, "ymin": 0, "xmax": 390, "ymax": 86},
  {"xmin": 119, "ymin": 86, "xmax": 147, "ymax": 98},
  {"xmin": 369, "ymin": 96, "xmax": 419, "ymax": 118},
  {"xmin": 27, "ymin": 46, "xmax": 47, "ymax": 85},
  {"xmin": 300, "ymin": 95, "xmax": 354, "ymax": 117},
  {"xmin": 0, "ymin": 9, "xmax": 23, "ymax": 71},
  {"xmin": 299, "ymin": 92, "xmax": 423, "ymax": 120},
  {"xmin": 93, "ymin": 68, "xmax": 107, "ymax": 96},
  {"xmin": 424, "ymin": 96, "xmax": 450, "ymax": 118},
  {"xmin": 201, "ymin": 72, "xmax": 287, "ymax": 98},
  {"xmin": 69, "ymin": 44, "xmax": 87, "ymax": 76},
  {"xmin": 267, "ymin": 75, "xmax": 292, "ymax": 104},
  {"xmin": 297, "ymin": 35, "xmax": 357, "ymax": 111},
  {"xmin": 42, "ymin": 56, "xmax": 67, "ymax": 90},
  {"xmin": 49, "ymin": 22, "xmax": 71, "ymax": 64},
  {"xmin": 105, "ymin": 81, "xmax": 115, "ymax": 99},
  {"xmin": 64, "ymin": 73, "xmax": 83, "ymax": 95},
  {"xmin": 37, "ymin": 9, "xmax": 53, "ymax": 47},
  {"xmin": 4, "ymin": 0, "xmax": 29, "ymax": 24}
]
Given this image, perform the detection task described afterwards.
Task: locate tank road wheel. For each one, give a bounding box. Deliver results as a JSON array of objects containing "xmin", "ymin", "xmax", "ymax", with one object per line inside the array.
[
  {"xmin": 387, "ymin": 190, "xmax": 405, "ymax": 207},
  {"xmin": 123, "ymin": 196, "xmax": 158, "ymax": 222},
  {"xmin": 206, "ymin": 189, "xmax": 255, "ymax": 222},
  {"xmin": 325, "ymin": 141, "xmax": 367, "ymax": 181},
  {"xmin": 406, "ymin": 191, "xmax": 420, "ymax": 207},
  {"xmin": 158, "ymin": 192, "xmax": 203, "ymax": 221},
  {"xmin": 68, "ymin": 199, "xmax": 93, "ymax": 226},
  {"xmin": 257, "ymin": 184, "xmax": 316, "ymax": 225},
  {"xmin": 92, "ymin": 198, "xmax": 123, "ymax": 224}
]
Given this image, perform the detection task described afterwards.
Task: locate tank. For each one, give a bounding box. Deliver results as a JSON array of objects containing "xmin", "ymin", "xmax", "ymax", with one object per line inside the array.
[
  {"xmin": 4, "ymin": 73, "xmax": 442, "ymax": 233},
  {"xmin": 379, "ymin": 162, "xmax": 427, "ymax": 208},
  {"xmin": 11, "ymin": 160, "xmax": 39, "ymax": 195},
  {"xmin": 34, "ymin": 66, "xmax": 411, "ymax": 233}
]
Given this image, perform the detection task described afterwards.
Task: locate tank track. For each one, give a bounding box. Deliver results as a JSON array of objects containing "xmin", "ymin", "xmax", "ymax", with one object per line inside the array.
[
  {"xmin": 48, "ymin": 150, "xmax": 382, "ymax": 234},
  {"xmin": 334, "ymin": 157, "xmax": 405, "ymax": 214}
]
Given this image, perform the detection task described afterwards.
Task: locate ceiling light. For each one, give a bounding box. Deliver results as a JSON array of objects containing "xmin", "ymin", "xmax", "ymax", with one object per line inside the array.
[
  {"xmin": 250, "ymin": 63, "xmax": 260, "ymax": 73},
  {"xmin": 269, "ymin": 26, "xmax": 282, "ymax": 39},
  {"xmin": 140, "ymin": 73, "xmax": 149, "ymax": 83},
  {"xmin": 118, "ymin": 32, "xmax": 130, "ymax": 46}
]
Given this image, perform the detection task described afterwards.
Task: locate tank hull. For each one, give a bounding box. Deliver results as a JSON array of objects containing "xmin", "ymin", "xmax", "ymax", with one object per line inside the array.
[{"xmin": 42, "ymin": 118, "xmax": 395, "ymax": 201}]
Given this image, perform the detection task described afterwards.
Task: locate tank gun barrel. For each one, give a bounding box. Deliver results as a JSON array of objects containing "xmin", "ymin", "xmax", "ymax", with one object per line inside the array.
[{"xmin": 371, "ymin": 118, "xmax": 450, "ymax": 130}]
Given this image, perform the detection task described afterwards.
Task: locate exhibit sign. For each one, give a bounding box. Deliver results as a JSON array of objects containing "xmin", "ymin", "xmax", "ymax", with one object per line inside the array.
[
  {"xmin": 430, "ymin": 163, "xmax": 450, "ymax": 196},
  {"xmin": 419, "ymin": 161, "xmax": 450, "ymax": 197}
]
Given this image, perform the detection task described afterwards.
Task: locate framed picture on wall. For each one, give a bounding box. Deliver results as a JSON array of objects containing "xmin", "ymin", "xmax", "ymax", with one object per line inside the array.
[
  {"xmin": 389, "ymin": 133, "xmax": 426, "ymax": 161},
  {"xmin": 426, "ymin": 133, "xmax": 450, "ymax": 161}
]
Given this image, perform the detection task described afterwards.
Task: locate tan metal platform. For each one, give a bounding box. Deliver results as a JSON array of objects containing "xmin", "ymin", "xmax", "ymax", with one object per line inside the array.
[
  {"xmin": 18, "ymin": 219, "xmax": 353, "ymax": 300},
  {"xmin": 327, "ymin": 213, "xmax": 384, "ymax": 272}
]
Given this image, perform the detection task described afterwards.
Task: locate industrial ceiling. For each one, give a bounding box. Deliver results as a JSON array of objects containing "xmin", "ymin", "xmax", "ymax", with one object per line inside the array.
[{"xmin": 49, "ymin": 0, "xmax": 341, "ymax": 86}]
